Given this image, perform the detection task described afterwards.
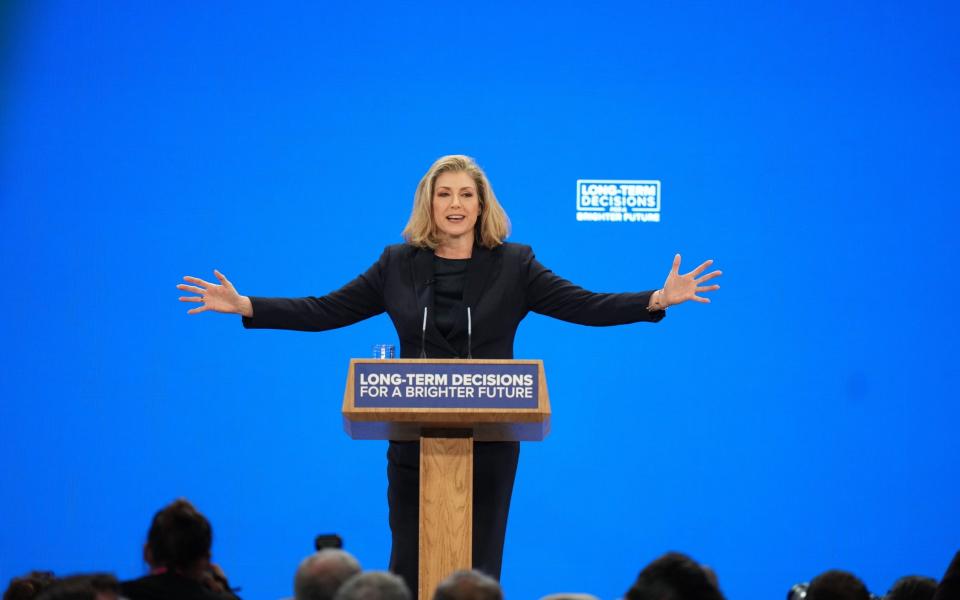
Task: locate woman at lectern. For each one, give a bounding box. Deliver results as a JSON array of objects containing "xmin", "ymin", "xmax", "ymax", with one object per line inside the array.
[{"xmin": 177, "ymin": 154, "xmax": 721, "ymax": 593}]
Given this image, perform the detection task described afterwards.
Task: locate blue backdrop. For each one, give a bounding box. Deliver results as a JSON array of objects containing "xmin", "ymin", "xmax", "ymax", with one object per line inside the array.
[{"xmin": 2, "ymin": 2, "xmax": 958, "ymax": 599}]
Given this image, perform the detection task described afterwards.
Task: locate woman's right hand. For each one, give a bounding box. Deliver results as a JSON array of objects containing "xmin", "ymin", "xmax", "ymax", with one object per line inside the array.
[{"xmin": 177, "ymin": 269, "xmax": 253, "ymax": 317}]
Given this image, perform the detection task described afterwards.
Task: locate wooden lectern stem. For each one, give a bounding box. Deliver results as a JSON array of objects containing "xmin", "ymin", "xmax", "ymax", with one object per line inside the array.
[{"xmin": 418, "ymin": 433, "xmax": 473, "ymax": 600}]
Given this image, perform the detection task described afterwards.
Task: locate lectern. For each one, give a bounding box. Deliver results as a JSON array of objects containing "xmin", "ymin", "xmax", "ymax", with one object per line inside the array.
[{"xmin": 342, "ymin": 358, "xmax": 551, "ymax": 600}]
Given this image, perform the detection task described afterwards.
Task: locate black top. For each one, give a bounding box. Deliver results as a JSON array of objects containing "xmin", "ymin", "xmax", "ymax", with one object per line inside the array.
[{"xmin": 433, "ymin": 255, "xmax": 468, "ymax": 338}]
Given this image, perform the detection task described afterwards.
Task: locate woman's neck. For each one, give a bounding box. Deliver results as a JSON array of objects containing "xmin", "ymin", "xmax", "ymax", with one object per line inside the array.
[{"xmin": 435, "ymin": 233, "xmax": 474, "ymax": 259}]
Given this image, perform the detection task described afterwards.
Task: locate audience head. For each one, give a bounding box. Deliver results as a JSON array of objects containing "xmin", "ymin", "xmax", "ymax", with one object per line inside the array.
[
  {"xmin": 805, "ymin": 570, "xmax": 870, "ymax": 600},
  {"xmin": 294, "ymin": 549, "xmax": 362, "ymax": 600},
  {"xmin": 625, "ymin": 552, "xmax": 725, "ymax": 600},
  {"xmin": 34, "ymin": 575, "xmax": 118, "ymax": 600},
  {"xmin": 4, "ymin": 571, "xmax": 56, "ymax": 600},
  {"xmin": 333, "ymin": 571, "xmax": 410, "ymax": 600},
  {"xmin": 885, "ymin": 576, "xmax": 937, "ymax": 600},
  {"xmin": 143, "ymin": 498, "xmax": 213, "ymax": 573},
  {"xmin": 433, "ymin": 570, "xmax": 502, "ymax": 600}
]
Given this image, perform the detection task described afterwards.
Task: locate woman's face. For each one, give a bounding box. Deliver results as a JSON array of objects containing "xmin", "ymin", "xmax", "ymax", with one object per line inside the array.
[{"xmin": 432, "ymin": 171, "xmax": 480, "ymax": 242}]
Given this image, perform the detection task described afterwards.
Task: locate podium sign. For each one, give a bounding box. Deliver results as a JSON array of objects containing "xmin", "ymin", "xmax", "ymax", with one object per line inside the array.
[
  {"xmin": 354, "ymin": 361, "xmax": 539, "ymax": 409},
  {"xmin": 343, "ymin": 359, "xmax": 550, "ymax": 442}
]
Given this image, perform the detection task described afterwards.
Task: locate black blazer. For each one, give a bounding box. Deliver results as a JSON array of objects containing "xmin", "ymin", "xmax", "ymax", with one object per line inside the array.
[{"xmin": 242, "ymin": 242, "xmax": 665, "ymax": 358}]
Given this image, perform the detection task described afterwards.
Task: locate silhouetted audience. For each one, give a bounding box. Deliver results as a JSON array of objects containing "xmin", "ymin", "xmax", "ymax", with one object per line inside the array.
[
  {"xmin": 885, "ymin": 576, "xmax": 937, "ymax": 600},
  {"xmin": 805, "ymin": 570, "xmax": 870, "ymax": 600},
  {"xmin": 624, "ymin": 552, "xmax": 725, "ymax": 600},
  {"xmin": 34, "ymin": 574, "xmax": 119, "ymax": 600},
  {"xmin": 332, "ymin": 571, "xmax": 410, "ymax": 600},
  {"xmin": 432, "ymin": 570, "xmax": 503, "ymax": 600},
  {"xmin": 120, "ymin": 498, "xmax": 239, "ymax": 600},
  {"xmin": 4, "ymin": 572, "xmax": 57, "ymax": 600},
  {"xmin": 294, "ymin": 549, "xmax": 362, "ymax": 600},
  {"xmin": 932, "ymin": 551, "xmax": 960, "ymax": 600},
  {"xmin": 6, "ymin": 517, "xmax": 956, "ymax": 600}
]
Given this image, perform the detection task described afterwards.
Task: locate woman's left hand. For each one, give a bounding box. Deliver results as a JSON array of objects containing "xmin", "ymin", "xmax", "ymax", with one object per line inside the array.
[{"xmin": 661, "ymin": 254, "xmax": 722, "ymax": 307}]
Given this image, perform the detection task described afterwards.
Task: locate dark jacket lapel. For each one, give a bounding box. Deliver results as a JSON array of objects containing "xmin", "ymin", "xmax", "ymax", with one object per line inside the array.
[
  {"xmin": 410, "ymin": 247, "xmax": 457, "ymax": 356},
  {"xmin": 449, "ymin": 244, "xmax": 502, "ymax": 344}
]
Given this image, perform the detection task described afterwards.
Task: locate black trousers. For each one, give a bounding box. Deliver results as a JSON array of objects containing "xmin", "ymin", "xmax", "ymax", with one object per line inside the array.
[{"xmin": 386, "ymin": 440, "xmax": 520, "ymax": 594}]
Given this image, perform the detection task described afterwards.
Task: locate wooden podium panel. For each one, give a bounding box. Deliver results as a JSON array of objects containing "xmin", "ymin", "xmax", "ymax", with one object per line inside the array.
[{"xmin": 419, "ymin": 434, "xmax": 473, "ymax": 600}]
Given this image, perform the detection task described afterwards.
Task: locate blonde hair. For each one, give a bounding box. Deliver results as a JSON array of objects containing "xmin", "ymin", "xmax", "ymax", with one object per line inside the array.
[{"xmin": 402, "ymin": 155, "xmax": 510, "ymax": 249}]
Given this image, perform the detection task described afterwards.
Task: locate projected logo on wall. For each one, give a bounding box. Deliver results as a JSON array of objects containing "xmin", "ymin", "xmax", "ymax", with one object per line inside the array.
[{"xmin": 576, "ymin": 179, "xmax": 661, "ymax": 222}]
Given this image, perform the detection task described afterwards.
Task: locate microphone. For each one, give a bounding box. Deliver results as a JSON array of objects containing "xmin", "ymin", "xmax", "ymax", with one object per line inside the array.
[
  {"xmin": 419, "ymin": 306, "xmax": 428, "ymax": 359},
  {"xmin": 466, "ymin": 306, "xmax": 473, "ymax": 359},
  {"xmin": 417, "ymin": 278, "xmax": 435, "ymax": 359}
]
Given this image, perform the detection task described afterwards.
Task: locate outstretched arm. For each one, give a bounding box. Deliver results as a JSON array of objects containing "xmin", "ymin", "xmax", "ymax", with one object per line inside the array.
[
  {"xmin": 525, "ymin": 249, "xmax": 661, "ymax": 325},
  {"xmin": 176, "ymin": 248, "xmax": 389, "ymax": 332},
  {"xmin": 525, "ymin": 248, "xmax": 721, "ymax": 325}
]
